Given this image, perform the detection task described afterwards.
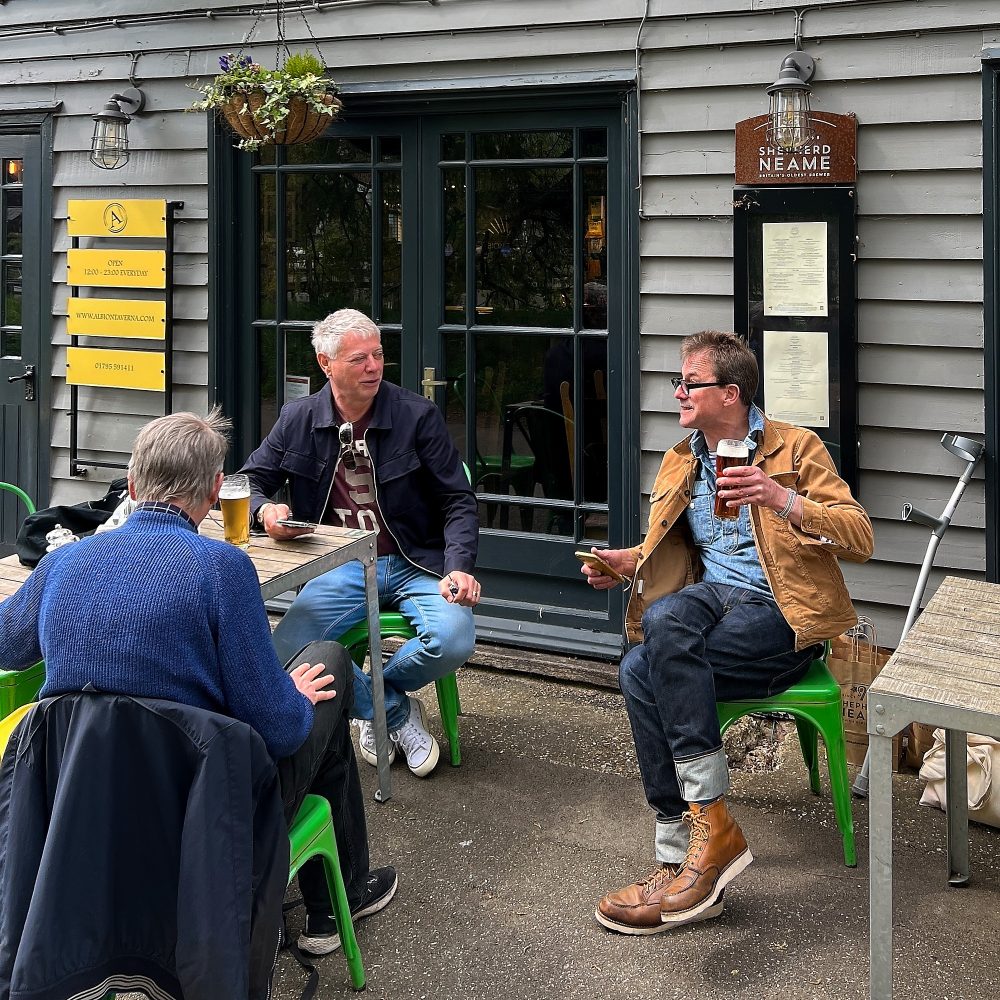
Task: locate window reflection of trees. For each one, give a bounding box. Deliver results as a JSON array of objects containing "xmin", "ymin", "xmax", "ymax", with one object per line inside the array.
[
  {"xmin": 475, "ymin": 166, "xmax": 573, "ymax": 328},
  {"xmin": 285, "ymin": 171, "xmax": 373, "ymax": 321}
]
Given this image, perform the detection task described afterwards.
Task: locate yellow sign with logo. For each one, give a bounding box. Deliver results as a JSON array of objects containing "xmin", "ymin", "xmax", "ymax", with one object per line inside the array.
[
  {"xmin": 67, "ymin": 298, "xmax": 166, "ymax": 339},
  {"xmin": 67, "ymin": 199, "xmax": 167, "ymax": 239},
  {"xmin": 67, "ymin": 249, "xmax": 166, "ymax": 289},
  {"xmin": 66, "ymin": 347, "xmax": 166, "ymax": 391}
]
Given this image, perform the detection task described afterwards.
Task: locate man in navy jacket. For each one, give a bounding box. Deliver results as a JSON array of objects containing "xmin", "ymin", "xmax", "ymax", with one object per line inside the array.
[{"xmin": 241, "ymin": 310, "xmax": 479, "ymax": 812}]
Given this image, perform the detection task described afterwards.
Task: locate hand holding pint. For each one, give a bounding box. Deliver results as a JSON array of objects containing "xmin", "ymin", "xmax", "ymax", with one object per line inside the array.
[
  {"xmin": 714, "ymin": 439, "xmax": 749, "ymax": 519},
  {"xmin": 219, "ymin": 473, "xmax": 251, "ymax": 549}
]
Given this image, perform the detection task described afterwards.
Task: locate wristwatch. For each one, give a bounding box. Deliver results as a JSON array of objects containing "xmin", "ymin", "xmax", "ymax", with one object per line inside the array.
[{"xmin": 255, "ymin": 503, "xmax": 273, "ymax": 528}]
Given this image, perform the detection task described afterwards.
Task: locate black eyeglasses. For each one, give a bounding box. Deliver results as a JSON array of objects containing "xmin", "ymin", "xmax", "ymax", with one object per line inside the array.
[
  {"xmin": 670, "ymin": 377, "xmax": 728, "ymax": 394},
  {"xmin": 338, "ymin": 421, "xmax": 358, "ymax": 471}
]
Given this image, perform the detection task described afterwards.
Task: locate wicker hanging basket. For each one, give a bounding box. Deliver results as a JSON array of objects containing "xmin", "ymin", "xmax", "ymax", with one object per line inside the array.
[{"xmin": 221, "ymin": 89, "xmax": 342, "ymax": 146}]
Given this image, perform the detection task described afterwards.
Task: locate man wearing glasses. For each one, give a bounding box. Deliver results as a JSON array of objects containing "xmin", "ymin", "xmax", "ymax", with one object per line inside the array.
[
  {"xmin": 241, "ymin": 309, "xmax": 478, "ymax": 803},
  {"xmin": 583, "ymin": 330, "xmax": 872, "ymax": 936}
]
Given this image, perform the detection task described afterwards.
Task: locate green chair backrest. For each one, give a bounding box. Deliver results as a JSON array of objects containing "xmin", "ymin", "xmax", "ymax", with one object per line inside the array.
[{"xmin": 0, "ymin": 482, "xmax": 35, "ymax": 516}]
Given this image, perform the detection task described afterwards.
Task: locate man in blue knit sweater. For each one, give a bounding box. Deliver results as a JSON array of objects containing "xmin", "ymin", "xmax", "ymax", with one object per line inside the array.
[{"xmin": 0, "ymin": 409, "xmax": 396, "ymax": 956}]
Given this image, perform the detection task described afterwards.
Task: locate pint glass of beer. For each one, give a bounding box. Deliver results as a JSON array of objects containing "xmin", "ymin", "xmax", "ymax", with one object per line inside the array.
[
  {"xmin": 219, "ymin": 474, "xmax": 251, "ymax": 549},
  {"xmin": 714, "ymin": 439, "xmax": 749, "ymax": 520}
]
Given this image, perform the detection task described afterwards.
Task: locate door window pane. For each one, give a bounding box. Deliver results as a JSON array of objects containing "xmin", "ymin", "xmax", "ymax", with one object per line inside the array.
[
  {"xmin": 285, "ymin": 170, "xmax": 373, "ymax": 320},
  {"xmin": 258, "ymin": 174, "xmax": 276, "ymax": 320},
  {"xmin": 1, "ymin": 330, "xmax": 21, "ymax": 358},
  {"xmin": 380, "ymin": 172, "xmax": 402, "ymax": 324},
  {"xmin": 4, "ymin": 188, "xmax": 22, "ymax": 256},
  {"xmin": 258, "ymin": 327, "xmax": 278, "ymax": 437},
  {"xmin": 287, "ymin": 137, "xmax": 371, "ymax": 166},
  {"xmin": 3, "ymin": 263, "xmax": 21, "ymax": 327},
  {"xmin": 441, "ymin": 133, "xmax": 465, "ymax": 161},
  {"xmin": 2, "ymin": 159, "xmax": 22, "ymax": 184},
  {"xmin": 579, "ymin": 128, "xmax": 608, "ymax": 158},
  {"xmin": 475, "ymin": 166, "xmax": 573, "ymax": 327},
  {"xmin": 379, "ymin": 136, "xmax": 401, "ymax": 163},
  {"xmin": 473, "ymin": 131, "xmax": 572, "ymax": 160},
  {"xmin": 582, "ymin": 165, "xmax": 608, "ymax": 329},
  {"xmin": 442, "ymin": 168, "xmax": 466, "ymax": 323}
]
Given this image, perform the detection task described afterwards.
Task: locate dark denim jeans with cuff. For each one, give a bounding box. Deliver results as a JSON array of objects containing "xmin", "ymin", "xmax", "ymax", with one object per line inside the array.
[{"xmin": 619, "ymin": 582, "xmax": 819, "ymax": 863}]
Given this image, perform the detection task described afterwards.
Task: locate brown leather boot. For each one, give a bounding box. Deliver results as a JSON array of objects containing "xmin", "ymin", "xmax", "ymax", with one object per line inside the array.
[
  {"xmin": 659, "ymin": 797, "xmax": 752, "ymax": 925},
  {"xmin": 596, "ymin": 863, "xmax": 723, "ymax": 934}
]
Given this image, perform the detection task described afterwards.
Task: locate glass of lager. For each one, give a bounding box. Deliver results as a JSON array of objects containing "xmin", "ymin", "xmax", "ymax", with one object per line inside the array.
[
  {"xmin": 219, "ymin": 473, "xmax": 251, "ymax": 549},
  {"xmin": 714, "ymin": 439, "xmax": 749, "ymax": 520}
]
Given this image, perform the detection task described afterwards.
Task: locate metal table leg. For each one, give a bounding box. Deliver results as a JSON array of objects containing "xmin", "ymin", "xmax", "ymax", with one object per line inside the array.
[
  {"xmin": 362, "ymin": 547, "xmax": 391, "ymax": 803},
  {"xmin": 869, "ymin": 731, "xmax": 895, "ymax": 1000},
  {"xmin": 945, "ymin": 729, "xmax": 969, "ymax": 887}
]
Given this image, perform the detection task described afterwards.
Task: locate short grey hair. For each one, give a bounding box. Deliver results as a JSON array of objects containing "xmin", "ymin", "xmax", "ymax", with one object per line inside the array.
[
  {"xmin": 129, "ymin": 407, "xmax": 231, "ymax": 507},
  {"xmin": 311, "ymin": 309, "xmax": 381, "ymax": 359}
]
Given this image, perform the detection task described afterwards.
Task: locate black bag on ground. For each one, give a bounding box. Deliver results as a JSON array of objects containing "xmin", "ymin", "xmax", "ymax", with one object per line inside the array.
[{"xmin": 15, "ymin": 478, "xmax": 128, "ymax": 568}]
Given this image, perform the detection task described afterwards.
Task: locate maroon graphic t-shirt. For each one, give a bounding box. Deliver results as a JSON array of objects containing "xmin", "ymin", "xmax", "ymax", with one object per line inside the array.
[{"xmin": 322, "ymin": 410, "xmax": 399, "ymax": 557}]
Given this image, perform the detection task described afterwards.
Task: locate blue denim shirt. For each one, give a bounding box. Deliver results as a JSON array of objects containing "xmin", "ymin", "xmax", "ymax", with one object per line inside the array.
[{"xmin": 684, "ymin": 404, "xmax": 774, "ymax": 600}]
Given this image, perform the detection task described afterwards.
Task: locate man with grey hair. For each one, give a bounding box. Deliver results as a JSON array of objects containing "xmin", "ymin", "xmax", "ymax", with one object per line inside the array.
[
  {"xmin": 241, "ymin": 307, "xmax": 479, "ymax": 804},
  {"xmin": 0, "ymin": 408, "xmax": 396, "ymax": 958}
]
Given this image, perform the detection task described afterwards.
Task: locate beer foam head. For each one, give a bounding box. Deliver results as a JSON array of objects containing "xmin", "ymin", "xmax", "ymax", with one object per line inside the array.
[{"xmin": 717, "ymin": 438, "xmax": 748, "ymax": 459}]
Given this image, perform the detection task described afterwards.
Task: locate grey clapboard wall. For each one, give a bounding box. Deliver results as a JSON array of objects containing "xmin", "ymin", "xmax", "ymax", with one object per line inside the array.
[{"xmin": 2, "ymin": 0, "xmax": 996, "ymax": 644}]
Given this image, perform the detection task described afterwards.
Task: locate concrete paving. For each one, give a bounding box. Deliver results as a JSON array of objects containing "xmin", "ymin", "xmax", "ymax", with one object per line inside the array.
[{"xmin": 273, "ymin": 663, "xmax": 1000, "ymax": 1000}]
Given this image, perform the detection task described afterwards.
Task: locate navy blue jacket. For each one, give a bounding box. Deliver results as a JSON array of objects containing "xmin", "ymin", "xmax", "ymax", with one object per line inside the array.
[
  {"xmin": 241, "ymin": 381, "xmax": 478, "ymax": 576},
  {"xmin": 0, "ymin": 694, "xmax": 287, "ymax": 1000}
]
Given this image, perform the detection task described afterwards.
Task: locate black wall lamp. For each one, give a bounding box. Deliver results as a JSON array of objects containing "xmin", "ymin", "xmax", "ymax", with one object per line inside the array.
[
  {"xmin": 765, "ymin": 53, "xmax": 817, "ymax": 152},
  {"xmin": 89, "ymin": 87, "xmax": 145, "ymax": 170}
]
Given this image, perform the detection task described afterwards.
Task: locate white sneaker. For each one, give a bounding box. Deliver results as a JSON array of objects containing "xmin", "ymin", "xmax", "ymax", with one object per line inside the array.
[
  {"xmin": 357, "ymin": 719, "xmax": 396, "ymax": 767},
  {"xmin": 391, "ymin": 696, "xmax": 440, "ymax": 777}
]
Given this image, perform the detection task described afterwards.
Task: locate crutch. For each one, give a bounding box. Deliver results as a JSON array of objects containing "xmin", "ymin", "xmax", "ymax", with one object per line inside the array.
[{"xmin": 851, "ymin": 432, "xmax": 985, "ymax": 798}]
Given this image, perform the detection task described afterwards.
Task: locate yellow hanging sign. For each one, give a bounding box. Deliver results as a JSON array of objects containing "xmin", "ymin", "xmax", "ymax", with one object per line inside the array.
[
  {"xmin": 66, "ymin": 347, "xmax": 166, "ymax": 391},
  {"xmin": 67, "ymin": 298, "xmax": 166, "ymax": 339},
  {"xmin": 67, "ymin": 199, "xmax": 167, "ymax": 238},
  {"xmin": 67, "ymin": 249, "xmax": 166, "ymax": 289}
]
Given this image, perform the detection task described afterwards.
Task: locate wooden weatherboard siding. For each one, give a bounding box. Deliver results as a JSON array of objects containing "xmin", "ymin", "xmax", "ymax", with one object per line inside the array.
[{"xmin": 3, "ymin": 0, "xmax": 996, "ymax": 645}]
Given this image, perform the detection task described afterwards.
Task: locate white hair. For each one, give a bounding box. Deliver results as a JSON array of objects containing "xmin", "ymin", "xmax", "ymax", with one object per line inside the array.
[{"xmin": 311, "ymin": 309, "xmax": 381, "ymax": 359}]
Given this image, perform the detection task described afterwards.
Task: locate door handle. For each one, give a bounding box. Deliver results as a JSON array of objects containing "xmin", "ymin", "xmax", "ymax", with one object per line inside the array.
[
  {"xmin": 7, "ymin": 364, "xmax": 35, "ymax": 402},
  {"xmin": 421, "ymin": 366, "xmax": 447, "ymax": 401}
]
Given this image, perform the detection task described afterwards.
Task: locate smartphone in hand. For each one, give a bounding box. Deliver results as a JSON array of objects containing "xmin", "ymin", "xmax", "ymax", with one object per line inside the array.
[
  {"xmin": 276, "ymin": 518, "xmax": 316, "ymax": 530},
  {"xmin": 575, "ymin": 550, "xmax": 627, "ymax": 583}
]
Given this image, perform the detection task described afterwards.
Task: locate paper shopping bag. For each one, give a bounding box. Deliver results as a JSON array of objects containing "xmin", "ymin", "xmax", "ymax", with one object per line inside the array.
[{"xmin": 828, "ymin": 617, "xmax": 903, "ymax": 770}]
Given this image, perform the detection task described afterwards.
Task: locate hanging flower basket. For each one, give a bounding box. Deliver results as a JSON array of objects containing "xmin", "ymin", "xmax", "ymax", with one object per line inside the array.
[
  {"xmin": 221, "ymin": 89, "xmax": 343, "ymax": 147},
  {"xmin": 191, "ymin": 52, "xmax": 342, "ymax": 152}
]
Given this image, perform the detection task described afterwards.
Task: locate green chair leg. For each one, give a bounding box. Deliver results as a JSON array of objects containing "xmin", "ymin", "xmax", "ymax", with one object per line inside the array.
[
  {"xmin": 435, "ymin": 672, "xmax": 462, "ymax": 766},
  {"xmin": 288, "ymin": 795, "xmax": 365, "ymax": 990},
  {"xmin": 794, "ymin": 718, "xmax": 822, "ymax": 795},
  {"xmin": 338, "ymin": 612, "xmax": 463, "ymax": 766}
]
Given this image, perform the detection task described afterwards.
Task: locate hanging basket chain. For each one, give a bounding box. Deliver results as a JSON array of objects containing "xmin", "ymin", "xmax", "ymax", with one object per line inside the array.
[
  {"xmin": 296, "ymin": 2, "xmax": 328, "ymax": 70},
  {"xmin": 235, "ymin": 7, "xmax": 266, "ymax": 65}
]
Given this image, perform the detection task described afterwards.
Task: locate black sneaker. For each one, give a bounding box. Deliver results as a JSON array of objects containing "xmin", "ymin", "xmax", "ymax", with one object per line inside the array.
[{"xmin": 297, "ymin": 866, "xmax": 398, "ymax": 956}]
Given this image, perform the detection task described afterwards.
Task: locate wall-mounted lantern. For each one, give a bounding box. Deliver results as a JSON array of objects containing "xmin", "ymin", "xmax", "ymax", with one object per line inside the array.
[
  {"xmin": 765, "ymin": 53, "xmax": 817, "ymax": 152},
  {"xmin": 89, "ymin": 87, "xmax": 145, "ymax": 170}
]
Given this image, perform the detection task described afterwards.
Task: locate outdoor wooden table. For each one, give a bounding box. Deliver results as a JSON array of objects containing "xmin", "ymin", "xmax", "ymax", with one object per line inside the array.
[
  {"xmin": 867, "ymin": 575, "xmax": 1000, "ymax": 1000},
  {"xmin": 0, "ymin": 521, "xmax": 396, "ymax": 803}
]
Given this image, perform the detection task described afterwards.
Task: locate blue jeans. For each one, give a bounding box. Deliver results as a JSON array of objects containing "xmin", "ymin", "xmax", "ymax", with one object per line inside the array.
[
  {"xmin": 619, "ymin": 582, "xmax": 817, "ymax": 862},
  {"xmin": 272, "ymin": 555, "xmax": 476, "ymax": 731}
]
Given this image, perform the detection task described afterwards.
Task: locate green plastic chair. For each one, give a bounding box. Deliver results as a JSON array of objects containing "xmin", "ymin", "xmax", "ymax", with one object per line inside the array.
[
  {"xmin": 0, "ymin": 482, "xmax": 35, "ymax": 516},
  {"xmin": 716, "ymin": 644, "xmax": 856, "ymax": 868},
  {"xmin": 288, "ymin": 794, "xmax": 365, "ymax": 990},
  {"xmin": 337, "ymin": 616, "xmax": 462, "ymax": 767}
]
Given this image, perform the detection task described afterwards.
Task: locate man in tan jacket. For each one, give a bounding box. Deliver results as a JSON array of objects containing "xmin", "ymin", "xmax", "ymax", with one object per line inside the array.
[{"xmin": 584, "ymin": 330, "xmax": 872, "ymax": 936}]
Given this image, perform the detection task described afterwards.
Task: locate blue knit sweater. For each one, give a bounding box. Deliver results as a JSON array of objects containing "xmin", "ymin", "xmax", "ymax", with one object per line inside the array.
[{"xmin": 0, "ymin": 510, "xmax": 312, "ymax": 759}]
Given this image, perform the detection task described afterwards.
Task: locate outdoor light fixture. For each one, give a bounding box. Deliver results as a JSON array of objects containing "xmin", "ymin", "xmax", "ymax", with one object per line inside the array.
[
  {"xmin": 89, "ymin": 87, "xmax": 145, "ymax": 170},
  {"xmin": 765, "ymin": 53, "xmax": 817, "ymax": 151}
]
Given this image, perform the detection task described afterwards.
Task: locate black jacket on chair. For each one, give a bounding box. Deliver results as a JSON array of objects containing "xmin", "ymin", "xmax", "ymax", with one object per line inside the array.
[{"xmin": 0, "ymin": 693, "xmax": 288, "ymax": 1000}]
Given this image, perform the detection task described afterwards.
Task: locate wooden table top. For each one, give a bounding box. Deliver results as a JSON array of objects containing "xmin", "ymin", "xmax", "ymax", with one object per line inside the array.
[
  {"xmin": 869, "ymin": 576, "xmax": 1000, "ymax": 718},
  {"xmin": 0, "ymin": 522, "xmax": 376, "ymax": 604}
]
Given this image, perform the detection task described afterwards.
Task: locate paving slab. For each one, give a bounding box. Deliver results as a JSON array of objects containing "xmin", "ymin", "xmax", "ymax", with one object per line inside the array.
[{"xmin": 273, "ymin": 665, "xmax": 1000, "ymax": 1000}]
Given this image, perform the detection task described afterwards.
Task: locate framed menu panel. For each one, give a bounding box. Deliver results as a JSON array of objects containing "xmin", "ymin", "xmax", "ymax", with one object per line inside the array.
[{"xmin": 733, "ymin": 185, "xmax": 857, "ymax": 489}]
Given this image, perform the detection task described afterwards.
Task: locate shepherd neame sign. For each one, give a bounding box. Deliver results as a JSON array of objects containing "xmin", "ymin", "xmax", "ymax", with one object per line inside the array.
[{"xmin": 735, "ymin": 111, "xmax": 857, "ymax": 186}]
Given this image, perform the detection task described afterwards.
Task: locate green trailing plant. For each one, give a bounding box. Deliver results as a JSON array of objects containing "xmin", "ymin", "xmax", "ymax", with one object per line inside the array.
[{"xmin": 191, "ymin": 52, "xmax": 341, "ymax": 151}]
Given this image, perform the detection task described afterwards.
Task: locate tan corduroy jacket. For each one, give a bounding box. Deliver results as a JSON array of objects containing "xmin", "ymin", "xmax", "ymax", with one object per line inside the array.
[{"xmin": 625, "ymin": 415, "xmax": 874, "ymax": 650}]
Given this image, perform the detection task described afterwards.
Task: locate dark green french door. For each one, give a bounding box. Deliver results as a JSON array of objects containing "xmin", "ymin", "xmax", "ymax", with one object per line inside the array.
[
  {"xmin": 238, "ymin": 103, "xmax": 632, "ymax": 654},
  {"xmin": 0, "ymin": 136, "xmax": 42, "ymax": 555}
]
